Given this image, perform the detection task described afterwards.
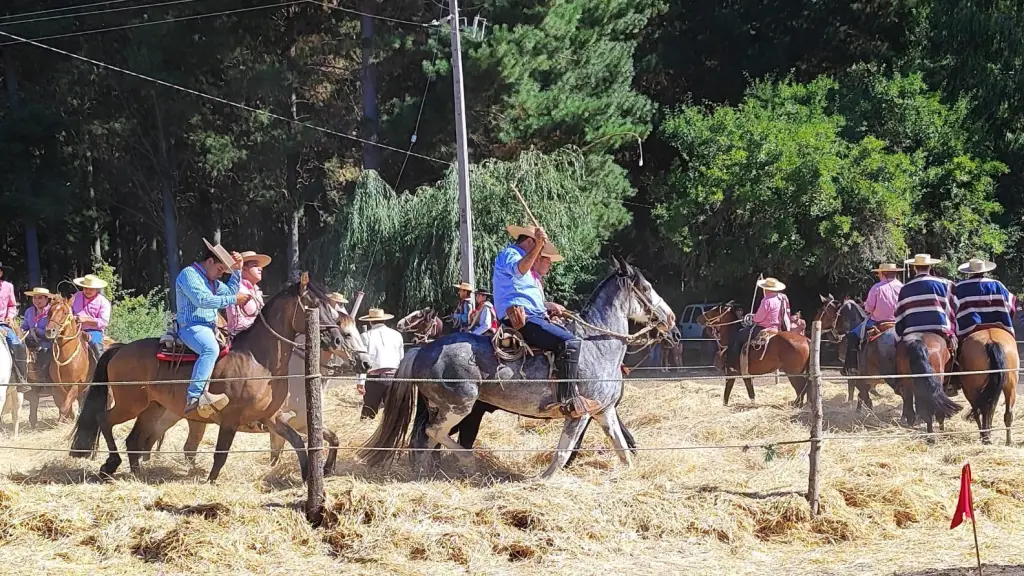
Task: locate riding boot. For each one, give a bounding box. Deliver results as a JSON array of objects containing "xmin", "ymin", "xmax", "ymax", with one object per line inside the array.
[
  {"xmin": 88, "ymin": 341, "xmax": 104, "ymax": 364},
  {"xmin": 554, "ymin": 339, "xmax": 597, "ymax": 418},
  {"xmin": 10, "ymin": 342, "xmax": 30, "ymax": 393}
]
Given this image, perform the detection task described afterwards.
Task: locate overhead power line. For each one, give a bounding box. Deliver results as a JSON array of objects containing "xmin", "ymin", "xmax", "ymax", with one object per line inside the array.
[
  {"xmin": 0, "ymin": 0, "xmax": 205, "ymax": 27},
  {"xmin": 0, "ymin": 0, "xmax": 142, "ymax": 21},
  {"xmin": 0, "ymin": 27, "xmax": 453, "ymax": 165},
  {"xmin": 0, "ymin": 0, "xmax": 307, "ymax": 46},
  {"xmin": 309, "ymin": 0, "xmax": 431, "ymax": 27}
]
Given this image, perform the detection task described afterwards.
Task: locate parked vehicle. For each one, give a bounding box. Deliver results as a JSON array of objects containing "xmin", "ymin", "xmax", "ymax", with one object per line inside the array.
[{"xmin": 676, "ymin": 302, "xmax": 720, "ymax": 366}]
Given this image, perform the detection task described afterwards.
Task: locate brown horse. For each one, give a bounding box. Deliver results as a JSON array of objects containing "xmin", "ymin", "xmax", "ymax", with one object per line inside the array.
[
  {"xmin": 396, "ymin": 307, "xmax": 448, "ymax": 343},
  {"xmin": 69, "ymin": 274, "xmax": 370, "ymax": 482},
  {"xmin": 895, "ymin": 332, "xmax": 961, "ymax": 432},
  {"xmin": 39, "ymin": 296, "xmax": 97, "ymax": 423},
  {"xmin": 698, "ymin": 303, "xmax": 811, "ymax": 406},
  {"xmin": 956, "ymin": 327, "xmax": 1018, "ymax": 444},
  {"xmin": 815, "ymin": 296, "xmax": 894, "ymax": 411}
]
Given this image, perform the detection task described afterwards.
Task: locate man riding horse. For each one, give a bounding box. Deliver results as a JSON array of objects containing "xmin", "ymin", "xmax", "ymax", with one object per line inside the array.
[
  {"xmin": 950, "ymin": 258, "xmax": 1016, "ymax": 392},
  {"xmin": 176, "ymin": 239, "xmax": 251, "ymax": 416},
  {"xmin": 727, "ymin": 277, "xmax": 791, "ymax": 375},
  {"xmin": 493, "ymin": 224, "xmax": 595, "ymax": 418},
  {"xmin": 452, "ymin": 282, "xmax": 475, "ymax": 332},
  {"xmin": 843, "ymin": 263, "xmax": 903, "ymax": 376},
  {"xmin": 895, "ymin": 254, "xmax": 956, "ymax": 347}
]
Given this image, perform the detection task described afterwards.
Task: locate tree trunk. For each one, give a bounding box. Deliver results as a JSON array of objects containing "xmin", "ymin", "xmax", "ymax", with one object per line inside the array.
[
  {"xmin": 88, "ymin": 152, "xmax": 103, "ymax": 264},
  {"xmin": 4, "ymin": 49, "xmax": 41, "ymax": 286},
  {"xmin": 286, "ymin": 90, "xmax": 301, "ymax": 283},
  {"xmin": 153, "ymin": 93, "xmax": 180, "ymax": 296},
  {"xmin": 361, "ymin": 0, "xmax": 380, "ymax": 170}
]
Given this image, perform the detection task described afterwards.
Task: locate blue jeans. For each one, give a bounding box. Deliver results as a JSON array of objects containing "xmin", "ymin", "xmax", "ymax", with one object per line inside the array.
[
  {"xmin": 178, "ymin": 324, "xmax": 220, "ymax": 401},
  {"xmin": 85, "ymin": 329, "xmax": 104, "ymax": 346},
  {"xmin": 1, "ymin": 325, "xmax": 18, "ymax": 347},
  {"xmin": 518, "ymin": 316, "xmax": 575, "ymax": 352}
]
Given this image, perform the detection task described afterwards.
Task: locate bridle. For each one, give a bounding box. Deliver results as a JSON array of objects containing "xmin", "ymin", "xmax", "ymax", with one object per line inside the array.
[
  {"xmin": 257, "ymin": 285, "xmax": 364, "ymax": 365},
  {"xmin": 814, "ymin": 298, "xmax": 845, "ymax": 344},
  {"xmin": 45, "ymin": 300, "xmax": 85, "ymax": 369},
  {"xmin": 699, "ymin": 305, "xmax": 741, "ymax": 353}
]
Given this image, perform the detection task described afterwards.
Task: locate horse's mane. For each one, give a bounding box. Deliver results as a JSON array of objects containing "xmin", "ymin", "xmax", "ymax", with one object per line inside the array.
[
  {"xmin": 233, "ymin": 277, "xmax": 344, "ymax": 344},
  {"xmin": 580, "ymin": 265, "xmax": 646, "ymax": 319},
  {"xmin": 841, "ymin": 298, "xmax": 867, "ymax": 318}
]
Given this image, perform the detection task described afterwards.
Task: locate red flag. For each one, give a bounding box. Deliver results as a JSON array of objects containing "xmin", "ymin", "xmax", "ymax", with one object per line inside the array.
[{"xmin": 950, "ymin": 463, "xmax": 974, "ymax": 529}]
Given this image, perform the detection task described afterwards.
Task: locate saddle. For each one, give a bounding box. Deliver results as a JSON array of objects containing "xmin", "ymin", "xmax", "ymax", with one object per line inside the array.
[
  {"xmin": 865, "ymin": 322, "xmax": 896, "ymax": 343},
  {"xmin": 739, "ymin": 328, "xmax": 778, "ymax": 377},
  {"xmin": 157, "ymin": 319, "xmax": 231, "ymax": 363}
]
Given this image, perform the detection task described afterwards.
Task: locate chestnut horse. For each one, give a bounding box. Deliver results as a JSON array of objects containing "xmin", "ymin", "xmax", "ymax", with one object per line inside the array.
[
  {"xmin": 698, "ymin": 303, "xmax": 811, "ymax": 406},
  {"xmin": 955, "ymin": 327, "xmax": 1018, "ymax": 444},
  {"xmin": 895, "ymin": 332, "xmax": 961, "ymax": 432},
  {"xmin": 69, "ymin": 275, "xmax": 369, "ymax": 482},
  {"xmin": 41, "ymin": 296, "xmax": 97, "ymax": 423}
]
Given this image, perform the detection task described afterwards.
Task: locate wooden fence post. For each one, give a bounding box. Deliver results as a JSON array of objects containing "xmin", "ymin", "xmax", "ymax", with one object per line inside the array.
[
  {"xmin": 304, "ymin": 307, "xmax": 325, "ymax": 526},
  {"xmin": 807, "ymin": 320, "xmax": 823, "ymax": 517}
]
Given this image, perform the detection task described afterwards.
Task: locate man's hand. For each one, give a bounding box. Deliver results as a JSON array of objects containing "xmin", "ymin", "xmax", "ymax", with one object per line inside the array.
[
  {"xmin": 534, "ymin": 226, "xmax": 548, "ymax": 244},
  {"xmin": 356, "ymin": 382, "xmax": 366, "ymax": 395},
  {"xmin": 230, "ymin": 251, "xmax": 244, "ymax": 271},
  {"xmin": 235, "ymin": 293, "xmax": 253, "ymax": 307},
  {"xmin": 545, "ymin": 302, "xmax": 567, "ymax": 317}
]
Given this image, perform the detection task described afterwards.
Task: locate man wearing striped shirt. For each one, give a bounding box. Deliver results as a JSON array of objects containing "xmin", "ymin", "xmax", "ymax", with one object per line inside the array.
[
  {"xmin": 175, "ymin": 240, "xmax": 251, "ymax": 416},
  {"xmin": 894, "ymin": 254, "xmax": 956, "ymax": 343},
  {"xmin": 952, "ymin": 258, "xmax": 1015, "ymax": 339}
]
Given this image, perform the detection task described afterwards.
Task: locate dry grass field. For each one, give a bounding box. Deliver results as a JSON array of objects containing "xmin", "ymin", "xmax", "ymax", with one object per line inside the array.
[{"xmin": 0, "ymin": 375, "xmax": 1022, "ymax": 575}]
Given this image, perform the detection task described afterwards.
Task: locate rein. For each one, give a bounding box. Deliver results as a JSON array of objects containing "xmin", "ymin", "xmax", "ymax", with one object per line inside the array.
[
  {"xmin": 565, "ymin": 279, "xmax": 668, "ymax": 344},
  {"xmin": 49, "ymin": 304, "xmax": 85, "ymax": 369}
]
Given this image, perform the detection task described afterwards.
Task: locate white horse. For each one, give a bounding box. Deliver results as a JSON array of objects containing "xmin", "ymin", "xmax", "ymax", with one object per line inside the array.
[{"xmin": 0, "ymin": 339, "xmax": 23, "ymax": 438}]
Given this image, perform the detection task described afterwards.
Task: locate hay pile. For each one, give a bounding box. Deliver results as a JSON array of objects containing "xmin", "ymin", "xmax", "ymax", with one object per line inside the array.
[{"xmin": 0, "ymin": 376, "xmax": 1022, "ymax": 575}]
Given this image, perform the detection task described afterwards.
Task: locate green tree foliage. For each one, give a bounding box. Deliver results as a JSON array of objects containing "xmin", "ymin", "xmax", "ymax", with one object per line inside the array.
[
  {"xmin": 92, "ymin": 262, "xmax": 170, "ymax": 343},
  {"xmin": 654, "ymin": 74, "xmax": 1006, "ymax": 296},
  {"xmin": 329, "ymin": 148, "xmax": 631, "ymax": 313}
]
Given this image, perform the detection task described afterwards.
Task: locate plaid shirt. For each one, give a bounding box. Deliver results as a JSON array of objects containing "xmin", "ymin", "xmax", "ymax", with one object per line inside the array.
[{"xmin": 175, "ymin": 263, "xmax": 241, "ymax": 328}]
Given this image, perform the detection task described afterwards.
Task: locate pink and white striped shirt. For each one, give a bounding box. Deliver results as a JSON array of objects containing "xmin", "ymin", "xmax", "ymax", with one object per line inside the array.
[
  {"xmin": 224, "ymin": 280, "xmax": 264, "ymax": 336},
  {"xmin": 0, "ymin": 281, "xmax": 18, "ymax": 323}
]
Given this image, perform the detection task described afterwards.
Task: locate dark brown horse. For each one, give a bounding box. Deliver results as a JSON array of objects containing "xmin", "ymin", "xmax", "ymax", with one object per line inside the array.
[
  {"xmin": 698, "ymin": 303, "xmax": 811, "ymax": 406},
  {"xmin": 895, "ymin": 332, "xmax": 961, "ymax": 432},
  {"xmin": 815, "ymin": 296, "xmax": 895, "ymax": 411},
  {"xmin": 69, "ymin": 274, "xmax": 369, "ymax": 482},
  {"xmin": 956, "ymin": 327, "xmax": 1018, "ymax": 444}
]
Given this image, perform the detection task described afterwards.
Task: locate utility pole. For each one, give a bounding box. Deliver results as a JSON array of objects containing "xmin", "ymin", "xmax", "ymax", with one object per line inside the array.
[{"xmin": 449, "ymin": 0, "xmax": 474, "ymax": 290}]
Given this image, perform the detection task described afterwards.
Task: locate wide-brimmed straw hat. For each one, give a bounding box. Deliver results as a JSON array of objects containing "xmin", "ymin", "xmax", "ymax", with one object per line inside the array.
[
  {"xmin": 24, "ymin": 287, "xmax": 54, "ymax": 298},
  {"xmin": 540, "ymin": 243, "xmax": 565, "ymax": 263},
  {"xmin": 359, "ymin": 308, "xmax": 394, "ymax": 322},
  {"xmin": 757, "ymin": 277, "xmax": 786, "ymax": 292},
  {"xmin": 239, "ymin": 251, "xmax": 271, "ymax": 267},
  {"xmin": 73, "ymin": 274, "xmax": 108, "ymax": 290},
  {"xmin": 327, "ymin": 292, "xmax": 349, "ymax": 305},
  {"xmin": 958, "ymin": 258, "xmax": 997, "ymax": 275},
  {"xmin": 453, "ymin": 282, "xmax": 475, "ymax": 292},
  {"xmin": 475, "ymin": 288, "xmax": 492, "ymax": 297},
  {"xmin": 905, "ymin": 253, "xmax": 942, "ymax": 266},
  {"xmin": 506, "ymin": 224, "xmax": 541, "ymax": 240},
  {"xmin": 202, "ymin": 238, "xmax": 235, "ymax": 271},
  {"xmin": 872, "ymin": 263, "xmax": 902, "ymax": 273}
]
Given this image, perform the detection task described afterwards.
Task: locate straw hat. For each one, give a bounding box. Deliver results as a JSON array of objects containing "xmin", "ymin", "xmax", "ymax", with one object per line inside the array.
[
  {"xmin": 958, "ymin": 258, "xmax": 997, "ymax": 275},
  {"xmin": 453, "ymin": 282, "xmax": 475, "ymax": 292},
  {"xmin": 757, "ymin": 277, "xmax": 786, "ymax": 292},
  {"xmin": 872, "ymin": 263, "xmax": 902, "ymax": 273},
  {"xmin": 24, "ymin": 287, "xmax": 53, "ymax": 298},
  {"xmin": 239, "ymin": 251, "xmax": 271, "ymax": 267},
  {"xmin": 202, "ymin": 238, "xmax": 235, "ymax": 270},
  {"xmin": 540, "ymin": 243, "xmax": 565, "ymax": 263},
  {"xmin": 73, "ymin": 274, "xmax": 108, "ymax": 290},
  {"xmin": 327, "ymin": 292, "xmax": 349, "ymax": 305},
  {"xmin": 506, "ymin": 224, "xmax": 541, "ymax": 240},
  {"xmin": 905, "ymin": 253, "xmax": 942, "ymax": 266},
  {"xmin": 359, "ymin": 308, "xmax": 394, "ymax": 322},
  {"xmin": 475, "ymin": 288, "xmax": 492, "ymax": 297}
]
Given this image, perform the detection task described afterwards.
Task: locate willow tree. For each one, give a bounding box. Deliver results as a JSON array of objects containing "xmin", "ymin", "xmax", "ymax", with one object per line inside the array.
[{"xmin": 325, "ymin": 147, "xmax": 632, "ymax": 314}]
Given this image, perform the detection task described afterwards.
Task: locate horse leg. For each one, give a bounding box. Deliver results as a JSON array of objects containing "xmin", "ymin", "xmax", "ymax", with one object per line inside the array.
[
  {"xmin": 539, "ymin": 416, "xmax": 591, "ymax": 480},
  {"xmin": 323, "ymin": 428, "xmax": 340, "ymax": 475},
  {"xmin": 857, "ymin": 382, "xmax": 873, "ymax": 412},
  {"xmin": 593, "ymin": 407, "xmax": 632, "ymax": 468},
  {"xmin": 424, "ymin": 405, "xmax": 475, "ymax": 469},
  {"xmin": 789, "ymin": 376, "xmax": 807, "ymax": 407},
  {"xmin": 28, "ymin": 388, "xmax": 39, "ymax": 429},
  {"xmin": 208, "ymin": 425, "xmax": 238, "ymax": 484},
  {"xmin": 1004, "ymin": 387, "xmax": 1015, "ymax": 446},
  {"xmin": 269, "ymin": 430, "xmax": 286, "ymax": 466},
  {"xmin": 744, "ymin": 378, "xmax": 755, "ymax": 403},
  {"xmin": 182, "ymin": 421, "xmax": 208, "ymax": 468},
  {"xmin": 848, "ymin": 381, "xmax": 855, "ymax": 404},
  {"xmin": 267, "ymin": 414, "xmax": 309, "ymax": 481},
  {"xmin": 10, "ymin": 390, "xmax": 22, "ymax": 439},
  {"xmin": 125, "ymin": 404, "xmax": 172, "ymax": 476},
  {"xmin": 723, "ymin": 378, "xmax": 735, "ymax": 406}
]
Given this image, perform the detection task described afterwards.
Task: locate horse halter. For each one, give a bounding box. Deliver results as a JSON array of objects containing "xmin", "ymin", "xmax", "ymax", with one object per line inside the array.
[
  {"xmin": 699, "ymin": 305, "xmax": 741, "ymax": 353},
  {"xmin": 815, "ymin": 299, "xmax": 845, "ymax": 343},
  {"xmin": 45, "ymin": 300, "xmax": 85, "ymax": 367}
]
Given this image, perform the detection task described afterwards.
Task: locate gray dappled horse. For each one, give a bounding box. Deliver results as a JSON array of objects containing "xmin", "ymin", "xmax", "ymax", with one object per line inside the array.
[{"xmin": 358, "ymin": 258, "xmax": 675, "ymax": 479}]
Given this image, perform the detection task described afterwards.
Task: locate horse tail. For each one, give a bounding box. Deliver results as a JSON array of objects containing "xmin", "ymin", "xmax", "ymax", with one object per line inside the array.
[
  {"xmin": 357, "ymin": 347, "xmax": 419, "ymax": 468},
  {"xmin": 907, "ymin": 338, "xmax": 961, "ymax": 420},
  {"xmin": 620, "ymin": 421, "xmax": 637, "ymax": 454},
  {"xmin": 968, "ymin": 340, "xmax": 1006, "ymax": 424},
  {"xmin": 70, "ymin": 345, "xmax": 121, "ymax": 457}
]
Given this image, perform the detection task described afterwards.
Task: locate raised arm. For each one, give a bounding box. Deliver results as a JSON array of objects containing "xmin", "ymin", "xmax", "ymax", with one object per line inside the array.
[{"xmin": 177, "ymin": 267, "xmax": 239, "ymax": 310}]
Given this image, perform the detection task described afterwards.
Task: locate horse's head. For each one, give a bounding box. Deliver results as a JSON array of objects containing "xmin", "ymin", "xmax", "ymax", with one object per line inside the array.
[
  {"xmin": 612, "ymin": 256, "xmax": 676, "ymax": 333},
  {"xmin": 816, "ymin": 294, "xmax": 863, "ymax": 343},
  {"xmin": 697, "ymin": 301, "xmax": 743, "ymax": 346},
  {"xmin": 330, "ymin": 311, "xmax": 371, "ymax": 372},
  {"xmin": 45, "ymin": 296, "xmax": 76, "ymax": 341},
  {"xmin": 268, "ymin": 273, "xmax": 368, "ymax": 369},
  {"xmin": 397, "ymin": 307, "xmax": 433, "ymax": 333}
]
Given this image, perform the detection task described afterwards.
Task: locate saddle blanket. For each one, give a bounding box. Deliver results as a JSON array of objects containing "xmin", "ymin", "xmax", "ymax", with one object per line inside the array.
[
  {"xmin": 866, "ymin": 322, "xmax": 896, "ymax": 343},
  {"xmin": 156, "ymin": 344, "xmax": 231, "ymax": 363}
]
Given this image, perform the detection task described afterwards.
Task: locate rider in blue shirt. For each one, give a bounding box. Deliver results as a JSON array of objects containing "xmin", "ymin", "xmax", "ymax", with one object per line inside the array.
[{"xmin": 493, "ymin": 224, "xmax": 594, "ymax": 418}]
